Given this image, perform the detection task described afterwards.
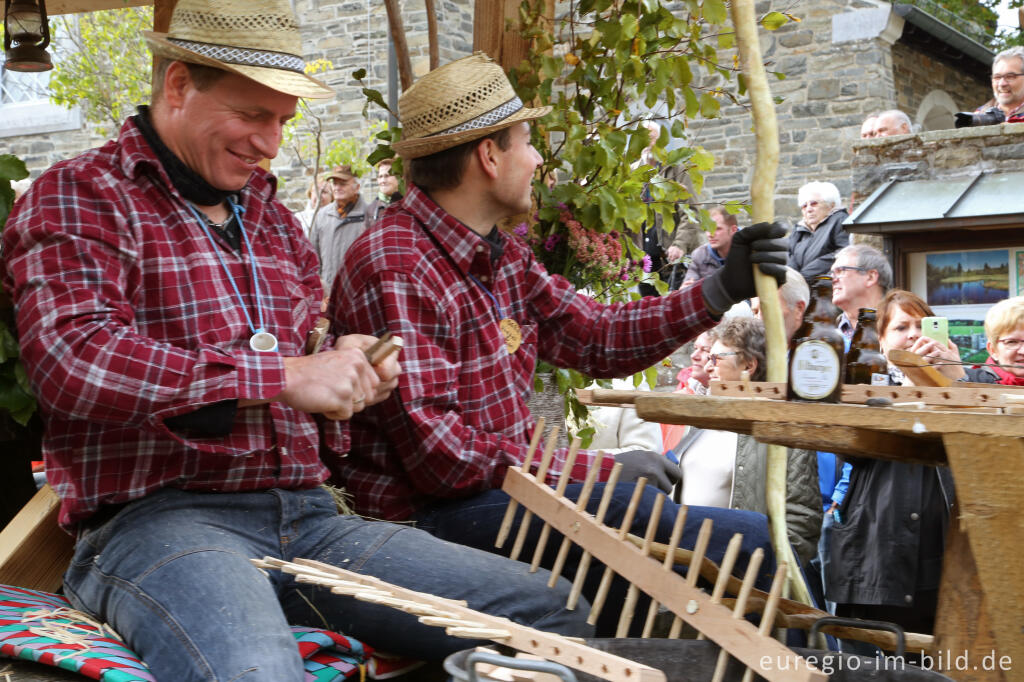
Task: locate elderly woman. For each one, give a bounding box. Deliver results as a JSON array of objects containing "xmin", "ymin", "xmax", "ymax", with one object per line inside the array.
[
  {"xmin": 788, "ymin": 181, "xmax": 850, "ymax": 283},
  {"xmin": 984, "ymin": 296, "xmax": 1024, "ymax": 385},
  {"xmin": 671, "ymin": 317, "xmax": 820, "ymax": 563}
]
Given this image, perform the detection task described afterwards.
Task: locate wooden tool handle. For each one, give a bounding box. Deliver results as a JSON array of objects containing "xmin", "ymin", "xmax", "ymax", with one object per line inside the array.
[{"xmin": 887, "ymin": 349, "xmax": 953, "ymax": 387}]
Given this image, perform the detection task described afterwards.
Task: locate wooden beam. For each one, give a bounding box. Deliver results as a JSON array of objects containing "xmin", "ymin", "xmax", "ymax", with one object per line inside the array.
[
  {"xmin": 632, "ymin": 393, "xmax": 1024, "ymax": 439},
  {"xmin": 750, "ymin": 423, "xmax": 947, "ymax": 466},
  {"xmin": 0, "ymin": 485, "xmax": 75, "ymax": 593},
  {"xmin": 474, "ymin": 0, "xmax": 550, "ymax": 71},
  {"xmin": 384, "ymin": 0, "xmax": 414, "ymax": 90},
  {"xmin": 45, "ymin": 0, "xmax": 150, "ymax": 16},
  {"xmin": 942, "ymin": 433, "xmax": 1024, "ymax": 674},
  {"xmin": 153, "ymin": 0, "xmax": 174, "ymax": 32}
]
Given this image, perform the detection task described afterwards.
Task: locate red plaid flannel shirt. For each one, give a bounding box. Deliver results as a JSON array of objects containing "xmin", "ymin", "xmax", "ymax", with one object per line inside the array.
[
  {"xmin": 2, "ymin": 119, "xmax": 341, "ymax": 529},
  {"xmin": 326, "ymin": 185, "xmax": 716, "ymax": 521}
]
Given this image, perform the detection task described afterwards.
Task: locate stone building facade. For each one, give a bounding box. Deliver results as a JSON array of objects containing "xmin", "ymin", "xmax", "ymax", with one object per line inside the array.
[{"xmin": 0, "ymin": 0, "xmax": 993, "ymax": 219}]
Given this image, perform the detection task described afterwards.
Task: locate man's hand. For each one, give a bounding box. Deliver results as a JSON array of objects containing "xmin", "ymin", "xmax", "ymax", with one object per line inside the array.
[
  {"xmin": 666, "ymin": 245, "xmax": 685, "ymax": 262},
  {"xmin": 335, "ymin": 334, "xmax": 401, "ymax": 405},
  {"xmin": 614, "ymin": 450, "xmax": 681, "ymax": 494},
  {"xmin": 701, "ymin": 221, "xmax": 788, "ymax": 316}
]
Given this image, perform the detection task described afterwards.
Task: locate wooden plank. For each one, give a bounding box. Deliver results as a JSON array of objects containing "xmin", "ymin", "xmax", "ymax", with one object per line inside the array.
[
  {"xmin": 942, "ymin": 434, "xmax": 1024, "ymax": 675},
  {"xmin": 0, "ymin": 485, "xmax": 74, "ymax": 593},
  {"xmin": 46, "ymin": 0, "xmax": 150, "ymax": 15},
  {"xmin": 707, "ymin": 381, "xmax": 1024, "ymax": 407},
  {"xmin": 933, "ymin": 505, "xmax": 1006, "ymax": 681},
  {"xmin": 750, "ymin": 423, "xmax": 947, "ymax": 466},
  {"xmin": 502, "ymin": 469, "xmax": 827, "ymax": 682},
  {"xmin": 632, "ymin": 393, "xmax": 1024, "ymax": 438}
]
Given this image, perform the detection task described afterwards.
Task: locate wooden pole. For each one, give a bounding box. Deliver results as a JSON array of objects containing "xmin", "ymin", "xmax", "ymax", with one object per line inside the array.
[
  {"xmin": 424, "ymin": 0, "xmax": 439, "ymax": 70},
  {"xmin": 728, "ymin": 0, "xmax": 811, "ymax": 605},
  {"xmin": 384, "ymin": 0, "xmax": 414, "ymax": 90}
]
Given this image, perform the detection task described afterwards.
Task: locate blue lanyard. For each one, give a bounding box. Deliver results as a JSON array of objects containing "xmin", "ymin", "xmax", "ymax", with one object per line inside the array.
[
  {"xmin": 187, "ymin": 199, "xmax": 267, "ymax": 337},
  {"xmin": 467, "ymin": 273, "xmax": 505, "ymax": 319}
]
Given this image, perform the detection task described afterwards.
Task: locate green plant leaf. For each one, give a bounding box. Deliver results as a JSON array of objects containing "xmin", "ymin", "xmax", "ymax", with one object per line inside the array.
[
  {"xmin": 702, "ymin": 0, "xmax": 728, "ymax": 24},
  {"xmin": 0, "ymin": 155, "xmax": 29, "ymax": 182},
  {"xmin": 761, "ymin": 11, "xmax": 789, "ymax": 31}
]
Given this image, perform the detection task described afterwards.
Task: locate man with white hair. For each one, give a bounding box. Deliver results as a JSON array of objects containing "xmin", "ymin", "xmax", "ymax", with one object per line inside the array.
[
  {"xmin": 859, "ymin": 113, "xmax": 879, "ymax": 139},
  {"xmin": 787, "ymin": 181, "xmax": 851, "ymax": 283},
  {"xmin": 752, "ymin": 265, "xmax": 809, "ymax": 341},
  {"xmin": 873, "ymin": 109, "xmax": 912, "ymax": 137},
  {"xmin": 974, "ymin": 46, "xmax": 1024, "ymax": 123}
]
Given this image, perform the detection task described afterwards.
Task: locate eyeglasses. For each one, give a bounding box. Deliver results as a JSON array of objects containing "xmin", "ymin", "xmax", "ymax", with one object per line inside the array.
[
  {"xmin": 828, "ymin": 265, "xmax": 868, "ymax": 278},
  {"xmin": 708, "ymin": 352, "xmax": 739, "ymax": 366},
  {"xmin": 997, "ymin": 338, "xmax": 1024, "ymax": 351},
  {"xmin": 799, "ymin": 200, "xmax": 820, "ymax": 210},
  {"xmin": 991, "ymin": 73, "xmax": 1024, "ymax": 83}
]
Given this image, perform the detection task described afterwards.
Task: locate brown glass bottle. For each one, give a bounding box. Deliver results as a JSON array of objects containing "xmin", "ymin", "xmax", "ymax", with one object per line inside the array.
[
  {"xmin": 845, "ymin": 308, "xmax": 889, "ymax": 385},
  {"xmin": 787, "ymin": 276, "xmax": 845, "ymax": 402}
]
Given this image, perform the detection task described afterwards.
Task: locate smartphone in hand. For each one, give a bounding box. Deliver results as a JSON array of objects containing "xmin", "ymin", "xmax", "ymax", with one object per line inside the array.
[{"xmin": 921, "ymin": 316, "xmax": 949, "ymax": 346}]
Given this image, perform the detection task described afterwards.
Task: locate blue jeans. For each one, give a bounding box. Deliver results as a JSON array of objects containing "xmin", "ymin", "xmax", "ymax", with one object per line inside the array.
[
  {"xmin": 414, "ymin": 483, "xmax": 776, "ymax": 636},
  {"xmin": 63, "ymin": 487, "xmax": 592, "ymax": 682}
]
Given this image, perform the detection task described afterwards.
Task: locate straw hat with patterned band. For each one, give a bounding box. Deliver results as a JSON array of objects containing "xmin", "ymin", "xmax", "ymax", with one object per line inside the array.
[
  {"xmin": 142, "ymin": 0, "xmax": 333, "ymax": 100},
  {"xmin": 392, "ymin": 52, "xmax": 552, "ymax": 160}
]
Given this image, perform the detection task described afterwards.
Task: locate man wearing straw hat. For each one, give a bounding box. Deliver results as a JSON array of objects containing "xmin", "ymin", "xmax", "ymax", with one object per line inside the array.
[
  {"xmin": 329, "ymin": 53, "xmax": 789, "ymax": 634},
  {"xmin": 2, "ymin": 4, "xmax": 593, "ymax": 680}
]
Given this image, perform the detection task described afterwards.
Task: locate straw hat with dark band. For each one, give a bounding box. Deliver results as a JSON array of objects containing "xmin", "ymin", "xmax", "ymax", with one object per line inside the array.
[
  {"xmin": 143, "ymin": 0, "xmax": 333, "ymax": 100},
  {"xmin": 393, "ymin": 52, "xmax": 552, "ymax": 159}
]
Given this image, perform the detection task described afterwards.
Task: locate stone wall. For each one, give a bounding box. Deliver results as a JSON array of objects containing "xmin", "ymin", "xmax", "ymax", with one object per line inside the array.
[
  {"xmin": 891, "ymin": 40, "xmax": 989, "ymax": 122},
  {"xmin": 851, "ymin": 121, "xmax": 1024, "ymax": 198}
]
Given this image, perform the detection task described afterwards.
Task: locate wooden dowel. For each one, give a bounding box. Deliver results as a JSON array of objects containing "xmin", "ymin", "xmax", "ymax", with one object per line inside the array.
[
  {"xmin": 567, "ymin": 461, "xmax": 622, "ymax": 610},
  {"xmin": 588, "ymin": 477, "xmax": 649, "ymax": 626},
  {"xmin": 510, "ymin": 427, "xmax": 560, "ymax": 561},
  {"xmin": 711, "ymin": 548, "xmax": 765, "ymax": 682},
  {"xmin": 367, "ymin": 335, "xmax": 403, "ymax": 366},
  {"xmin": 616, "ymin": 492, "xmax": 665, "ymax": 637},
  {"xmin": 642, "ymin": 504, "xmax": 687, "ymax": 638},
  {"xmin": 741, "ymin": 563, "xmax": 788, "ymax": 682},
  {"xmin": 548, "ymin": 458, "xmax": 602, "ymax": 588},
  {"xmin": 530, "ymin": 438, "xmax": 581, "ymax": 572},
  {"xmin": 495, "ymin": 419, "xmax": 546, "ymax": 548},
  {"xmin": 696, "ymin": 533, "xmax": 743, "ymax": 641},
  {"xmin": 668, "ymin": 516, "xmax": 713, "ymax": 638}
]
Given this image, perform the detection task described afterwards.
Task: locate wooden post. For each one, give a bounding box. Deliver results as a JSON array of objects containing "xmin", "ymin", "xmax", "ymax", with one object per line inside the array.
[
  {"xmin": 473, "ymin": 0, "xmax": 551, "ymax": 71},
  {"xmin": 383, "ymin": 0, "xmax": 414, "ymax": 90},
  {"xmin": 424, "ymin": 0, "xmax": 439, "ymax": 70}
]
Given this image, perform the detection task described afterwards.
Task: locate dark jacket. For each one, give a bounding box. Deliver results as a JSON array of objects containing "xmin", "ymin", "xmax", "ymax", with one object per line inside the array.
[{"xmin": 788, "ymin": 208, "xmax": 850, "ymax": 283}]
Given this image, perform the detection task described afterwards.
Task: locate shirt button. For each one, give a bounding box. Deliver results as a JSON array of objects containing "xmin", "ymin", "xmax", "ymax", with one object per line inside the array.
[
  {"xmin": 910, "ymin": 512, "xmax": 919, "ymax": 521},
  {"xmin": 475, "ymin": 245, "xmax": 485, "ymax": 253},
  {"xmin": 904, "ymin": 595, "xmax": 913, "ymax": 604},
  {"xmin": 280, "ymin": 447, "xmax": 288, "ymax": 458},
  {"xmin": 479, "ymin": 275, "xmax": 489, "ymax": 282}
]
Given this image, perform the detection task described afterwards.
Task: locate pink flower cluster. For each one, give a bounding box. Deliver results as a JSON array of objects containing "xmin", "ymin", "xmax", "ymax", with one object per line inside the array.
[{"xmin": 560, "ymin": 206, "xmax": 623, "ymax": 279}]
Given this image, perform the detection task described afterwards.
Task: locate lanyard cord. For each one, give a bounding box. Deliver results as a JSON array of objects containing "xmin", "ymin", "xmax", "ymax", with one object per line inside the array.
[
  {"xmin": 187, "ymin": 199, "xmax": 267, "ymax": 335},
  {"xmin": 467, "ymin": 273, "xmax": 506, "ymax": 320}
]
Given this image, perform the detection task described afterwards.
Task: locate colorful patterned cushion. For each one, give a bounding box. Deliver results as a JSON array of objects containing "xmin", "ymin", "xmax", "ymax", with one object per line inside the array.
[{"xmin": 0, "ymin": 584, "xmax": 417, "ymax": 681}]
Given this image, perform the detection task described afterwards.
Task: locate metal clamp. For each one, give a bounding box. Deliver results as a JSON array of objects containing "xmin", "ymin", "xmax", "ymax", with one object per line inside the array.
[
  {"xmin": 809, "ymin": 615, "xmax": 907, "ymax": 658},
  {"xmin": 451, "ymin": 650, "xmax": 578, "ymax": 682}
]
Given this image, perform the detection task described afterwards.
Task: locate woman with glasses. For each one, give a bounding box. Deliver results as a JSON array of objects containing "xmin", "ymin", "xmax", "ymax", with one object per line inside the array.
[
  {"xmin": 670, "ymin": 317, "xmax": 820, "ymax": 565},
  {"xmin": 983, "ymin": 295, "xmax": 1024, "ymax": 385},
  {"xmin": 787, "ymin": 181, "xmax": 851, "ymax": 285}
]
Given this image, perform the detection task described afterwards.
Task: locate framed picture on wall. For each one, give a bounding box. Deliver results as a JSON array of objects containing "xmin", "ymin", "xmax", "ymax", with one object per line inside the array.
[{"xmin": 908, "ymin": 248, "xmax": 1019, "ymax": 365}]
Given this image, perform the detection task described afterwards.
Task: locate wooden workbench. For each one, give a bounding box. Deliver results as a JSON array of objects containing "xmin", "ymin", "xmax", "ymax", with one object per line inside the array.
[{"xmin": 581, "ymin": 388, "xmax": 1023, "ymax": 682}]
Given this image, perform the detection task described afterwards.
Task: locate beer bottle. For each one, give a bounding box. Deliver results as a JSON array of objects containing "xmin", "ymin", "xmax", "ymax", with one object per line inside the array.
[
  {"xmin": 845, "ymin": 308, "xmax": 888, "ymax": 385},
  {"xmin": 787, "ymin": 276, "xmax": 845, "ymax": 402}
]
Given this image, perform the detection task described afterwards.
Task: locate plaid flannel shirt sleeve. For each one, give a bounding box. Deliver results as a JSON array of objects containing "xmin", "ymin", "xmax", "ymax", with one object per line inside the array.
[{"xmin": 2, "ymin": 165, "xmax": 287, "ymax": 443}]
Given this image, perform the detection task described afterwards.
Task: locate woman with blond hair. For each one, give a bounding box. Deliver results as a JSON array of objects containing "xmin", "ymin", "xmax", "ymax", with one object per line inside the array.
[{"xmin": 983, "ymin": 295, "xmax": 1024, "ymax": 385}]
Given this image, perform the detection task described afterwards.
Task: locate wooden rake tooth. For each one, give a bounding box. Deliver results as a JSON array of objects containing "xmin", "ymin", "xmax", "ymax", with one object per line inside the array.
[
  {"xmin": 587, "ymin": 477, "xmax": 649, "ymax": 627},
  {"xmin": 668, "ymin": 516, "xmax": 714, "ymax": 639},
  {"xmin": 711, "ymin": 547, "xmax": 765, "ymax": 682},
  {"xmin": 496, "ymin": 419, "xmax": 546, "ymax": 549},
  {"xmin": 567, "ymin": 460, "xmax": 622, "ymax": 610},
  {"xmin": 548, "ymin": 457, "xmax": 602, "ymax": 588},
  {"xmin": 529, "ymin": 437, "xmax": 581, "ymax": 572},
  {"xmin": 696, "ymin": 533, "xmax": 744, "ymax": 641},
  {"xmin": 615, "ymin": 492, "xmax": 665, "ymax": 637},
  {"xmin": 509, "ymin": 426, "xmax": 560, "ymax": 562},
  {"xmin": 446, "ymin": 626, "xmax": 512, "ymax": 640},
  {"xmin": 740, "ymin": 562, "xmax": 788, "ymax": 682},
  {"xmin": 641, "ymin": 504, "xmax": 687, "ymax": 638}
]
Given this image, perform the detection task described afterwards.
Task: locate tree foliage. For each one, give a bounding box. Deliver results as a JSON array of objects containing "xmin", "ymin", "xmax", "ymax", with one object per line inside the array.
[{"xmin": 48, "ymin": 7, "xmax": 153, "ymax": 136}]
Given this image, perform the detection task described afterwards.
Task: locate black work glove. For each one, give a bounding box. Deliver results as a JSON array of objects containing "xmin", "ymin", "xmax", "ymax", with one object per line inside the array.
[
  {"xmin": 702, "ymin": 221, "xmax": 788, "ymax": 316},
  {"xmin": 614, "ymin": 450, "xmax": 681, "ymax": 494}
]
